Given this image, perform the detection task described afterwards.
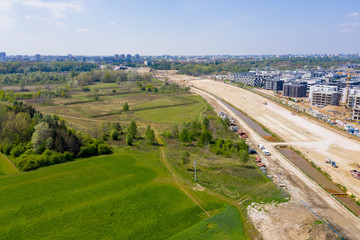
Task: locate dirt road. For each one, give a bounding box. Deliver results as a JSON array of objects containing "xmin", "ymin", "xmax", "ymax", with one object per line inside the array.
[{"xmin": 190, "ymin": 86, "xmax": 360, "ymax": 239}]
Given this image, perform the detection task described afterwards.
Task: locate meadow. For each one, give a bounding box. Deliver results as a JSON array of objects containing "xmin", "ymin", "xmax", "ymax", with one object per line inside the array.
[
  {"xmin": 0, "ymin": 148, "xmax": 229, "ymax": 239},
  {"xmin": 0, "ymin": 153, "xmax": 18, "ymax": 175},
  {"xmin": 0, "ymin": 79, "xmax": 288, "ymax": 239}
]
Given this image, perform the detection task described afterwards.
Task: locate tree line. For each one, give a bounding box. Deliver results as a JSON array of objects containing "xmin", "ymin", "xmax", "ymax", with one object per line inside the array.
[
  {"xmin": 0, "ymin": 61, "xmax": 98, "ymax": 74},
  {"xmin": 0, "ymin": 102, "xmax": 112, "ymax": 171},
  {"xmin": 151, "ymin": 57, "xmax": 360, "ymax": 75}
]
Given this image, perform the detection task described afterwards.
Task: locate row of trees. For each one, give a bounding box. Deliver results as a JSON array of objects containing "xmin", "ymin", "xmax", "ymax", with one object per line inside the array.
[
  {"xmin": 72, "ymin": 70, "xmax": 153, "ymax": 87},
  {"xmin": 151, "ymin": 57, "xmax": 360, "ymax": 75},
  {"xmin": 0, "ymin": 61, "xmax": 98, "ymax": 74}
]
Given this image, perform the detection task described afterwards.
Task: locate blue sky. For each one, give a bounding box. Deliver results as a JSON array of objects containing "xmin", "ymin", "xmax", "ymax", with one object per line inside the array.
[{"xmin": 0, "ymin": 0, "xmax": 359, "ymax": 55}]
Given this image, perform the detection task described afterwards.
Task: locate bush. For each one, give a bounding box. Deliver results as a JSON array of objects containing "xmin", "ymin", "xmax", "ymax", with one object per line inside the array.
[
  {"xmin": 3, "ymin": 144, "xmax": 13, "ymax": 155},
  {"xmin": 78, "ymin": 144, "xmax": 98, "ymax": 158},
  {"xmin": 10, "ymin": 144, "xmax": 26, "ymax": 158},
  {"xmin": 98, "ymin": 144, "xmax": 112, "ymax": 155},
  {"xmin": 126, "ymin": 134, "xmax": 133, "ymax": 145},
  {"xmin": 110, "ymin": 129, "xmax": 119, "ymax": 140}
]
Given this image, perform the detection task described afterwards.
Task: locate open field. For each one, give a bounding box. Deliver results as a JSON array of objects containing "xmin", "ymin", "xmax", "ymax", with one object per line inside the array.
[
  {"xmin": 169, "ymin": 206, "xmax": 245, "ymax": 240},
  {"xmin": 0, "ymin": 148, "xmax": 232, "ymax": 239},
  {"xmin": 27, "ymin": 86, "xmax": 206, "ymax": 135},
  {"xmin": 0, "ymin": 154, "xmax": 18, "ymax": 176}
]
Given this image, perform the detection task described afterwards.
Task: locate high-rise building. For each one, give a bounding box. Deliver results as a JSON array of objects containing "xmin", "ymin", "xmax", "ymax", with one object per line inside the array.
[
  {"xmin": 35, "ymin": 54, "xmax": 41, "ymax": 61},
  {"xmin": 309, "ymin": 85, "xmax": 341, "ymax": 107},
  {"xmin": 126, "ymin": 54, "xmax": 132, "ymax": 62},
  {"xmin": 283, "ymin": 82, "xmax": 307, "ymax": 98},
  {"xmin": 135, "ymin": 54, "xmax": 140, "ymax": 62},
  {"xmin": 0, "ymin": 52, "xmax": 6, "ymax": 61},
  {"xmin": 263, "ymin": 78, "xmax": 284, "ymax": 91}
]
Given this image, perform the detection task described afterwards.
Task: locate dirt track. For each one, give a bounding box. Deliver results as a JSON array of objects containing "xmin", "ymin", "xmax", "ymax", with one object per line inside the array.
[{"xmin": 188, "ymin": 83, "xmax": 360, "ymax": 239}]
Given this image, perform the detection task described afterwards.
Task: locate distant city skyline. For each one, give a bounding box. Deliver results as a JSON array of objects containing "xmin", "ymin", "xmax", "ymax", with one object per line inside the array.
[{"xmin": 0, "ymin": 0, "xmax": 359, "ymax": 55}]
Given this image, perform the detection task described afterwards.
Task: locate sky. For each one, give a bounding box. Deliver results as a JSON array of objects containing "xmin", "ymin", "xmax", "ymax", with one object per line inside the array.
[{"xmin": 0, "ymin": 0, "xmax": 360, "ymax": 55}]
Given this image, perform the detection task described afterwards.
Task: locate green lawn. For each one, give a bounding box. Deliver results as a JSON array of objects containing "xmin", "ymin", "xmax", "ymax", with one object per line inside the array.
[
  {"xmin": 0, "ymin": 154, "xmax": 18, "ymax": 176},
  {"xmin": 0, "ymin": 149, "xmax": 210, "ymax": 240},
  {"xmin": 169, "ymin": 206, "xmax": 245, "ymax": 240}
]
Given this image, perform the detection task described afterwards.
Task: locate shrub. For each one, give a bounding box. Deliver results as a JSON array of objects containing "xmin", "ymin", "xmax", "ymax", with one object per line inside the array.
[
  {"xmin": 78, "ymin": 144, "xmax": 98, "ymax": 158},
  {"xmin": 110, "ymin": 129, "xmax": 119, "ymax": 140},
  {"xmin": 126, "ymin": 134, "xmax": 133, "ymax": 145},
  {"xmin": 3, "ymin": 144, "xmax": 13, "ymax": 155},
  {"xmin": 10, "ymin": 144, "xmax": 26, "ymax": 158},
  {"xmin": 98, "ymin": 144, "xmax": 112, "ymax": 155}
]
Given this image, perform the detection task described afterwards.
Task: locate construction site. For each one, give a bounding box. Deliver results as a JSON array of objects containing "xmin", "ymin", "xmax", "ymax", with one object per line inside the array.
[{"xmin": 156, "ymin": 70, "xmax": 360, "ymax": 240}]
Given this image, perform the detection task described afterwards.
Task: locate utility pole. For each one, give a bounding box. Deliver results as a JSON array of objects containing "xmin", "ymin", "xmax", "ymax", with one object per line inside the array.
[{"xmin": 194, "ymin": 160, "xmax": 197, "ymax": 182}]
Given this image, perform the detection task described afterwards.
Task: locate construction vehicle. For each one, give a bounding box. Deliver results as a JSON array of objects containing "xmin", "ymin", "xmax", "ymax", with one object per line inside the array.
[
  {"xmin": 331, "ymin": 161, "xmax": 338, "ymax": 168},
  {"xmin": 237, "ymin": 130, "xmax": 248, "ymax": 139},
  {"xmin": 351, "ymin": 170, "xmax": 360, "ymax": 180},
  {"xmin": 325, "ymin": 158, "xmax": 331, "ymax": 164},
  {"xmin": 248, "ymin": 147, "xmax": 257, "ymax": 154}
]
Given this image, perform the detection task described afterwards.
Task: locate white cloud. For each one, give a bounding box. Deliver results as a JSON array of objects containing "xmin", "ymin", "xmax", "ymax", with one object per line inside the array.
[
  {"xmin": 54, "ymin": 21, "xmax": 66, "ymax": 26},
  {"xmin": 0, "ymin": 16, "xmax": 14, "ymax": 29},
  {"xmin": 76, "ymin": 28, "xmax": 88, "ymax": 33},
  {"xmin": 0, "ymin": 0, "xmax": 15, "ymax": 12},
  {"xmin": 25, "ymin": 15, "xmax": 48, "ymax": 21},
  {"xmin": 22, "ymin": 0, "xmax": 84, "ymax": 18},
  {"xmin": 347, "ymin": 12, "xmax": 359, "ymax": 17},
  {"xmin": 338, "ymin": 22, "xmax": 360, "ymax": 27},
  {"xmin": 108, "ymin": 22, "xmax": 115, "ymax": 26},
  {"xmin": 340, "ymin": 28, "xmax": 356, "ymax": 33}
]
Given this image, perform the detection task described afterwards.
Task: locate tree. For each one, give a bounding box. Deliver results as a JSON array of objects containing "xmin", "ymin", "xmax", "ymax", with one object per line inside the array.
[
  {"xmin": 125, "ymin": 133, "xmax": 133, "ymax": 145},
  {"xmin": 112, "ymin": 122, "xmax": 122, "ymax": 131},
  {"xmin": 202, "ymin": 117, "xmax": 210, "ymax": 129},
  {"xmin": 19, "ymin": 79, "xmax": 26, "ymax": 91},
  {"xmin": 171, "ymin": 124, "xmax": 179, "ymax": 139},
  {"xmin": 127, "ymin": 121, "xmax": 137, "ymax": 138},
  {"xmin": 179, "ymin": 128, "xmax": 190, "ymax": 144},
  {"xmin": 110, "ymin": 129, "xmax": 119, "ymax": 140},
  {"xmin": 103, "ymin": 71, "xmax": 112, "ymax": 83},
  {"xmin": 145, "ymin": 125, "xmax": 155, "ymax": 144},
  {"xmin": 181, "ymin": 151, "xmax": 190, "ymax": 164},
  {"xmin": 239, "ymin": 150, "xmax": 249, "ymax": 164},
  {"xmin": 197, "ymin": 128, "xmax": 213, "ymax": 148},
  {"xmin": 123, "ymin": 102, "xmax": 129, "ymax": 111},
  {"xmin": 31, "ymin": 122, "xmax": 51, "ymax": 153},
  {"xmin": 1, "ymin": 112, "xmax": 33, "ymax": 145}
]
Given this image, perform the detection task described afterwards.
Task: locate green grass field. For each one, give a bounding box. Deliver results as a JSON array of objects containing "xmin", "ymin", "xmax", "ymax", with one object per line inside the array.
[
  {"xmin": 0, "ymin": 154, "xmax": 18, "ymax": 176},
  {"xmin": 169, "ymin": 206, "xmax": 245, "ymax": 240},
  {"xmin": 0, "ymin": 148, "xmax": 223, "ymax": 239}
]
